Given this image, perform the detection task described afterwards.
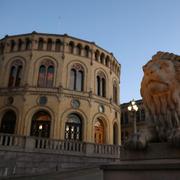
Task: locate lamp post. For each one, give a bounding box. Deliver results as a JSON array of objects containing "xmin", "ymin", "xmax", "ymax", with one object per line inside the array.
[{"xmin": 127, "ymin": 99, "xmax": 138, "ymax": 134}]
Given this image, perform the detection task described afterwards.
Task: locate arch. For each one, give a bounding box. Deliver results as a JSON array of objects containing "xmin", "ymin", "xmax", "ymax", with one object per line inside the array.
[
  {"xmin": 69, "ymin": 63, "xmax": 84, "ymax": 91},
  {"xmin": 25, "ymin": 38, "xmax": 32, "ymax": 50},
  {"xmin": 84, "ymin": 45, "xmax": 90, "ymax": 58},
  {"xmin": 18, "ymin": 39, "xmax": 23, "ymax": 51},
  {"xmin": 8, "ymin": 60, "xmax": 23, "ymax": 87},
  {"xmin": 113, "ymin": 80, "xmax": 118, "ymax": 104},
  {"xmin": 105, "ymin": 56, "xmax": 110, "ymax": 67},
  {"xmin": 100, "ymin": 53, "xmax": 105, "ymax": 64},
  {"xmin": 76, "ymin": 43, "xmax": 82, "ymax": 56},
  {"xmin": 37, "ymin": 59, "xmax": 55, "ymax": 88},
  {"xmin": 113, "ymin": 122, "xmax": 118, "ymax": 145},
  {"xmin": 96, "ymin": 70, "xmax": 106, "ymax": 97},
  {"xmin": 38, "ymin": 38, "xmax": 44, "ymax": 50},
  {"xmin": 92, "ymin": 113, "xmax": 109, "ymax": 144},
  {"xmin": 24, "ymin": 106, "xmax": 55, "ymax": 137},
  {"xmin": 69, "ymin": 41, "xmax": 74, "ymax": 54},
  {"xmin": 10, "ymin": 40, "xmax": 15, "ymax": 52},
  {"xmin": 60, "ymin": 109, "xmax": 87, "ymax": 141},
  {"xmin": 55, "ymin": 39, "xmax": 62, "ymax": 52},
  {"xmin": 64, "ymin": 113, "xmax": 83, "ymax": 141},
  {"xmin": 47, "ymin": 38, "xmax": 52, "ymax": 51},
  {"xmin": 0, "ymin": 110, "xmax": 16, "ymax": 134},
  {"xmin": 30, "ymin": 110, "xmax": 51, "ymax": 138},
  {"xmin": 95, "ymin": 50, "xmax": 100, "ymax": 61}
]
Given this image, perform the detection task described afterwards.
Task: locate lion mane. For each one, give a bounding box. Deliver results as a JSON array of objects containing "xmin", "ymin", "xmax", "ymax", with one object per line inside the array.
[{"xmin": 141, "ymin": 51, "xmax": 180, "ymax": 141}]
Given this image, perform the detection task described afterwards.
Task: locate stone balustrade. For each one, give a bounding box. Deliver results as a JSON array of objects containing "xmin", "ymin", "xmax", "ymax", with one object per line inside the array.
[{"xmin": 0, "ymin": 133, "xmax": 120, "ymax": 158}]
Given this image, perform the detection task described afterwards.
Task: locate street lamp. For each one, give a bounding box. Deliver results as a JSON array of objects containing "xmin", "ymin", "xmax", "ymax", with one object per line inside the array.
[{"xmin": 127, "ymin": 99, "xmax": 138, "ymax": 134}]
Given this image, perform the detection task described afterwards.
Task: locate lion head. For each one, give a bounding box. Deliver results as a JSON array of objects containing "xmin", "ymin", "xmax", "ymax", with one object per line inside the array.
[{"xmin": 141, "ymin": 52, "xmax": 180, "ymax": 142}]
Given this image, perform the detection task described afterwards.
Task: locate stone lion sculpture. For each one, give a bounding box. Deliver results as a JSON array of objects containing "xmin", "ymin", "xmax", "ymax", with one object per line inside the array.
[{"xmin": 141, "ymin": 52, "xmax": 180, "ymax": 145}]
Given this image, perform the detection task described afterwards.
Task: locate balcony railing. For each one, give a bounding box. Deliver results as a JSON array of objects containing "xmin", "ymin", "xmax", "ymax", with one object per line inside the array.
[{"xmin": 0, "ymin": 133, "xmax": 120, "ymax": 158}]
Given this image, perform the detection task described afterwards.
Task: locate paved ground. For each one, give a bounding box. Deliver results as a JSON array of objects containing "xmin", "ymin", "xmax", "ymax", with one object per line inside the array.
[{"xmin": 2, "ymin": 168, "xmax": 103, "ymax": 180}]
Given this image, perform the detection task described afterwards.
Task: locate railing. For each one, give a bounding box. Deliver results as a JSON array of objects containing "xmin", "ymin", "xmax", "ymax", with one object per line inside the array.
[
  {"xmin": 0, "ymin": 133, "xmax": 120, "ymax": 158},
  {"xmin": 0, "ymin": 133, "xmax": 25, "ymax": 148}
]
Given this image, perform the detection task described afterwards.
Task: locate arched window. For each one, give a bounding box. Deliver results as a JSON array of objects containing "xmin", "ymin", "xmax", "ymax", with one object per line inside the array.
[
  {"xmin": 0, "ymin": 110, "xmax": 16, "ymax": 134},
  {"xmin": 96, "ymin": 72, "xmax": 106, "ymax": 97},
  {"xmin": 8, "ymin": 60, "xmax": 23, "ymax": 87},
  {"xmin": 105, "ymin": 56, "xmax": 110, "ymax": 67},
  {"xmin": 69, "ymin": 41, "xmax": 74, "ymax": 54},
  {"xmin": 84, "ymin": 46, "xmax": 89, "ymax": 58},
  {"xmin": 113, "ymin": 81, "xmax": 118, "ymax": 104},
  {"xmin": 37, "ymin": 60, "xmax": 54, "ymax": 88},
  {"xmin": 25, "ymin": 38, "xmax": 32, "ymax": 50},
  {"xmin": 10, "ymin": 40, "xmax": 15, "ymax": 52},
  {"xmin": 100, "ymin": 53, "xmax": 105, "ymax": 64},
  {"xmin": 94, "ymin": 118, "xmax": 105, "ymax": 144},
  {"xmin": 95, "ymin": 50, "xmax": 99, "ymax": 61},
  {"xmin": 113, "ymin": 123, "xmax": 118, "ymax": 145},
  {"xmin": 38, "ymin": 38, "xmax": 44, "ymax": 50},
  {"xmin": 65, "ymin": 113, "xmax": 82, "ymax": 141},
  {"xmin": 55, "ymin": 39, "xmax": 62, "ymax": 52},
  {"xmin": 76, "ymin": 44, "xmax": 82, "ymax": 56},
  {"xmin": 47, "ymin": 39, "xmax": 52, "ymax": 51},
  {"xmin": 18, "ymin": 39, "xmax": 22, "ymax": 51},
  {"xmin": 69, "ymin": 64, "xmax": 84, "ymax": 91},
  {"xmin": 30, "ymin": 111, "xmax": 51, "ymax": 138}
]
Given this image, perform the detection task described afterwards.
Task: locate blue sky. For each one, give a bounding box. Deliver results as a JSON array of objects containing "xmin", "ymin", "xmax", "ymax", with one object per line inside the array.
[{"xmin": 1, "ymin": 0, "xmax": 180, "ymax": 103}]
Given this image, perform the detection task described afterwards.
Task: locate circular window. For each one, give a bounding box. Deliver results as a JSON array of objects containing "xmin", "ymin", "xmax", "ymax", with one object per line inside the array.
[
  {"xmin": 39, "ymin": 96, "xmax": 47, "ymax": 105},
  {"xmin": 99, "ymin": 104, "xmax": 105, "ymax": 113},
  {"xmin": 71, "ymin": 99, "xmax": 80, "ymax": 109}
]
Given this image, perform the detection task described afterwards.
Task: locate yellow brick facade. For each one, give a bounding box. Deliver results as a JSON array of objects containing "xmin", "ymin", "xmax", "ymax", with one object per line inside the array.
[{"xmin": 0, "ymin": 32, "xmax": 121, "ymax": 145}]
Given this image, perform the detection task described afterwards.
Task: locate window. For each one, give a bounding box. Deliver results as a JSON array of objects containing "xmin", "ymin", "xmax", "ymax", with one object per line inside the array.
[
  {"xmin": 47, "ymin": 39, "xmax": 52, "ymax": 51},
  {"xmin": 55, "ymin": 39, "xmax": 62, "ymax": 52},
  {"xmin": 8, "ymin": 60, "xmax": 23, "ymax": 87},
  {"xmin": 113, "ymin": 81, "xmax": 118, "ymax": 104},
  {"xmin": 30, "ymin": 111, "xmax": 51, "ymax": 138},
  {"xmin": 100, "ymin": 53, "xmax": 105, "ymax": 64},
  {"xmin": 69, "ymin": 64, "xmax": 84, "ymax": 91},
  {"xmin": 18, "ymin": 39, "xmax": 22, "ymax": 51},
  {"xmin": 69, "ymin": 41, "xmax": 74, "ymax": 53},
  {"xmin": 37, "ymin": 60, "xmax": 54, "ymax": 88},
  {"xmin": 10, "ymin": 40, "xmax": 15, "ymax": 52},
  {"xmin": 26, "ymin": 38, "xmax": 32, "ymax": 50},
  {"xmin": 76, "ymin": 44, "xmax": 82, "ymax": 55},
  {"xmin": 38, "ymin": 38, "xmax": 44, "ymax": 50},
  {"xmin": 94, "ymin": 118, "xmax": 105, "ymax": 144},
  {"xmin": 65, "ymin": 113, "xmax": 82, "ymax": 141},
  {"xmin": 96, "ymin": 72, "xmax": 106, "ymax": 97},
  {"xmin": 105, "ymin": 56, "xmax": 109, "ymax": 67},
  {"xmin": 0, "ymin": 110, "xmax": 16, "ymax": 134},
  {"xmin": 95, "ymin": 50, "xmax": 99, "ymax": 61},
  {"xmin": 84, "ymin": 46, "xmax": 89, "ymax": 57}
]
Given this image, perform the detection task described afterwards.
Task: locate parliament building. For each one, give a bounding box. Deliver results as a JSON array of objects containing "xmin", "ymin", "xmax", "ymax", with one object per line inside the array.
[{"xmin": 0, "ymin": 32, "xmax": 121, "ymax": 145}]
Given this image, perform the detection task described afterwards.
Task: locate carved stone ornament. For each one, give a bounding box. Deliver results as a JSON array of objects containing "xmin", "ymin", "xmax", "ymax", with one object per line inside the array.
[
  {"xmin": 71, "ymin": 99, "xmax": 80, "ymax": 109},
  {"xmin": 141, "ymin": 51, "xmax": 180, "ymax": 145}
]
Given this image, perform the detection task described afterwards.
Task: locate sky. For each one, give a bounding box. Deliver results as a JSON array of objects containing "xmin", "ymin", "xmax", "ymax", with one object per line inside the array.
[{"xmin": 1, "ymin": 0, "xmax": 180, "ymax": 103}]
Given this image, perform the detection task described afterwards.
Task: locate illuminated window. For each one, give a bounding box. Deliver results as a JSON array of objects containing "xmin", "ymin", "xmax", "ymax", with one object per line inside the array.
[
  {"xmin": 65, "ymin": 113, "xmax": 82, "ymax": 141},
  {"xmin": 30, "ymin": 111, "xmax": 51, "ymax": 138}
]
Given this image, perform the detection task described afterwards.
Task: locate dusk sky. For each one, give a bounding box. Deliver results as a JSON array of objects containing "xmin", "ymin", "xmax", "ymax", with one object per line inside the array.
[{"xmin": 1, "ymin": 0, "xmax": 180, "ymax": 103}]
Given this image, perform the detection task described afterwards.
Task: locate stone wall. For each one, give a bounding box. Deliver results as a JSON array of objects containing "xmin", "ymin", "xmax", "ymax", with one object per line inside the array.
[{"xmin": 0, "ymin": 133, "xmax": 120, "ymax": 177}]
